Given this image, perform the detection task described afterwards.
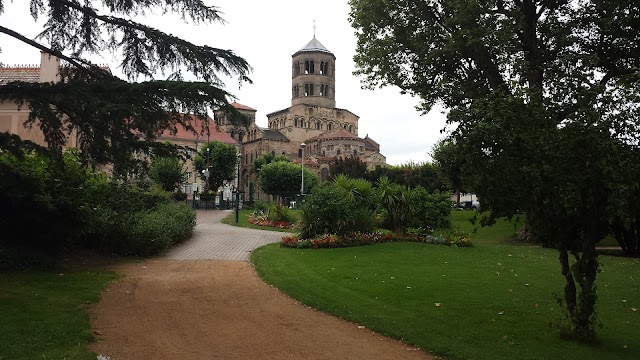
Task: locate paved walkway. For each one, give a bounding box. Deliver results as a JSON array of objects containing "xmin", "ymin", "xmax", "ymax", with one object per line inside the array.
[{"xmin": 166, "ymin": 210, "xmax": 285, "ymax": 261}]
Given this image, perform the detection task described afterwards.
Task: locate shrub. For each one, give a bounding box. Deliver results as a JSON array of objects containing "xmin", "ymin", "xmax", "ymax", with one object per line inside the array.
[
  {"xmin": 299, "ymin": 184, "xmax": 375, "ymax": 239},
  {"xmin": 407, "ymin": 187, "xmax": 452, "ymax": 230}
]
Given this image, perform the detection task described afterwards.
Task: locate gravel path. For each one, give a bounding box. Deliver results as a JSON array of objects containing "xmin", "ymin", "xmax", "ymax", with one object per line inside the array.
[{"xmin": 90, "ymin": 211, "xmax": 433, "ymax": 360}]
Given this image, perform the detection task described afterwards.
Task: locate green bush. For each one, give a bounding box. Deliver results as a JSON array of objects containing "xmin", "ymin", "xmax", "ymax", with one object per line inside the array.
[
  {"xmin": 90, "ymin": 203, "xmax": 195, "ymax": 256},
  {"xmin": 0, "ymin": 149, "xmax": 196, "ymax": 264},
  {"xmin": 407, "ymin": 187, "xmax": 452, "ymax": 230},
  {"xmin": 300, "ymin": 184, "xmax": 375, "ymax": 239}
]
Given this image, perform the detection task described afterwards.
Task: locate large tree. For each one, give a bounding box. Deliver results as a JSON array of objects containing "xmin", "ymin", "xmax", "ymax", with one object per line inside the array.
[
  {"xmin": 350, "ymin": 0, "xmax": 640, "ymax": 341},
  {"xmin": 193, "ymin": 141, "xmax": 238, "ymax": 193},
  {"xmin": 259, "ymin": 161, "xmax": 318, "ymax": 198},
  {"xmin": 0, "ymin": 0, "xmax": 251, "ymax": 174}
]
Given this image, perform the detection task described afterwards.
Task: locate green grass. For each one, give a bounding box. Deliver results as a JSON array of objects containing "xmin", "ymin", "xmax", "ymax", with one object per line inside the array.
[
  {"xmin": 221, "ymin": 209, "xmax": 299, "ymax": 233},
  {"xmin": 450, "ymin": 210, "xmax": 524, "ymax": 245},
  {"xmin": 252, "ymin": 241, "xmax": 640, "ymax": 360},
  {"xmin": 0, "ymin": 270, "xmax": 118, "ymax": 360}
]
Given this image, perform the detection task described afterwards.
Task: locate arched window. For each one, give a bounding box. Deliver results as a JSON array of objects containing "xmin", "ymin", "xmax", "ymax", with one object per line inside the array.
[
  {"xmin": 328, "ymin": 122, "xmax": 333, "ymax": 130},
  {"xmin": 294, "ymin": 118, "xmax": 299, "ymax": 127},
  {"xmin": 320, "ymin": 84, "xmax": 325, "ymax": 96},
  {"xmin": 353, "ymin": 149, "xmax": 357, "ymax": 156},
  {"xmin": 293, "ymin": 85, "xmax": 299, "ymax": 98},
  {"xmin": 349, "ymin": 125, "xmax": 354, "ymax": 133},
  {"xmin": 316, "ymin": 122, "xmax": 321, "ymax": 130},
  {"xmin": 321, "ymin": 168, "xmax": 329, "ymax": 181},
  {"xmin": 337, "ymin": 149, "xmax": 341, "ymax": 155},
  {"xmin": 322, "ymin": 61, "xmax": 329, "ymax": 75},
  {"xmin": 271, "ymin": 150, "xmax": 275, "ymax": 156},
  {"xmin": 294, "ymin": 62, "xmax": 300, "ymax": 76},
  {"xmin": 304, "ymin": 83, "xmax": 314, "ymax": 96},
  {"xmin": 282, "ymin": 150, "xmax": 286, "ymax": 155},
  {"xmin": 305, "ymin": 60, "xmax": 315, "ymax": 74}
]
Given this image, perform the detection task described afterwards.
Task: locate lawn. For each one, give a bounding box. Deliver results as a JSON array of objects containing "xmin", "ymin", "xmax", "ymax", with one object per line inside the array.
[
  {"xmin": 252, "ymin": 241, "xmax": 639, "ymax": 360},
  {"xmin": 222, "ymin": 209, "xmax": 300, "ymax": 233},
  {"xmin": 0, "ymin": 270, "xmax": 118, "ymax": 360}
]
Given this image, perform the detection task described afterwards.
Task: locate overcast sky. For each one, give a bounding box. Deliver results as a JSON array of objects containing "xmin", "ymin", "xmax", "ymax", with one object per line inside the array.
[{"xmin": 0, "ymin": 0, "xmax": 449, "ymax": 165}]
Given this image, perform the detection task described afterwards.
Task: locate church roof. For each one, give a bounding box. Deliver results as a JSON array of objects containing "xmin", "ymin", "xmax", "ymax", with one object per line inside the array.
[
  {"xmin": 307, "ymin": 128, "xmax": 361, "ymax": 142},
  {"xmin": 293, "ymin": 37, "xmax": 334, "ymax": 56},
  {"xmin": 230, "ymin": 102, "xmax": 256, "ymax": 112},
  {"xmin": 363, "ymin": 135, "xmax": 380, "ymax": 150},
  {"xmin": 260, "ymin": 128, "xmax": 289, "ymax": 141}
]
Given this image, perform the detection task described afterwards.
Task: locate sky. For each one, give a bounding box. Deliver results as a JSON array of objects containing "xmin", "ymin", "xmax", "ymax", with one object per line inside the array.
[{"xmin": 0, "ymin": 0, "xmax": 449, "ymax": 165}]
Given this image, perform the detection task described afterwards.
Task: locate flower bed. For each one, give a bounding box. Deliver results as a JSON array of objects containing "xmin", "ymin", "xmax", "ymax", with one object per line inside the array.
[
  {"xmin": 248, "ymin": 212, "xmax": 294, "ymax": 229},
  {"xmin": 281, "ymin": 228, "xmax": 472, "ymax": 249}
]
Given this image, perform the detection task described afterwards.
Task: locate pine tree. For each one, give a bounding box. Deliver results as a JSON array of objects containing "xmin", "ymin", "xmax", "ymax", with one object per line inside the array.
[{"xmin": 0, "ymin": 0, "xmax": 251, "ymax": 174}]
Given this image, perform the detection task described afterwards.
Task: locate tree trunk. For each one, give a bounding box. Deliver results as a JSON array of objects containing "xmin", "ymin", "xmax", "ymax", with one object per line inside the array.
[{"xmin": 559, "ymin": 248, "xmax": 577, "ymax": 317}]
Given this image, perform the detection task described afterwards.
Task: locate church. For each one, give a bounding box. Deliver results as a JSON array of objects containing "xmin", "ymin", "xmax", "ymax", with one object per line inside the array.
[{"xmin": 217, "ymin": 35, "xmax": 386, "ymax": 198}]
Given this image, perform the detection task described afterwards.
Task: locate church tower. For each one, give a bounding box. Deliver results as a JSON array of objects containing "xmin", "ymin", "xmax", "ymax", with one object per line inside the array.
[{"xmin": 291, "ymin": 36, "xmax": 336, "ymax": 109}]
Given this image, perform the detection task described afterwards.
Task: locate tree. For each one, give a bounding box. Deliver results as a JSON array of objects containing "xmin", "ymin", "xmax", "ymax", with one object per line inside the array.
[
  {"xmin": 193, "ymin": 141, "xmax": 238, "ymax": 193},
  {"xmin": 149, "ymin": 157, "xmax": 186, "ymax": 192},
  {"xmin": 0, "ymin": 1, "xmax": 251, "ymax": 174},
  {"xmin": 431, "ymin": 139, "xmax": 466, "ymax": 204},
  {"xmin": 350, "ymin": 0, "xmax": 640, "ymax": 341},
  {"xmin": 329, "ymin": 157, "xmax": 367, "ymax": 180},
  {"xmin": 259, "ymin": 161, "xmax": 318, "ymax": 198},
  {"xmin": 253, "ymin": 152, "xmax": 289, "ymax": 174}
]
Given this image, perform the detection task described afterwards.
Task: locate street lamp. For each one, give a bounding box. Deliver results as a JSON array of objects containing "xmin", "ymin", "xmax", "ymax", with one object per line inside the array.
[
  {"xmin": 235, "ymin": 152, "xmax": 243, "ymax": 223},
  {"xmin": 300, "ymin": 142, "xmax": 306, "ymax": 195}
]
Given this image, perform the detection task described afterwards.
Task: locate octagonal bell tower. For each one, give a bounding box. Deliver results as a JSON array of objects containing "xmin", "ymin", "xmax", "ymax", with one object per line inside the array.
[{"xmin": 291, "ymin": 36, "xmax": 336, "ymax": 108}]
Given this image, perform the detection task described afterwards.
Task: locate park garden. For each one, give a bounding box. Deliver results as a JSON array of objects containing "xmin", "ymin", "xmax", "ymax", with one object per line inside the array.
[{"xmin": 227, "ymin": 173, "xmax": 640, "ymax": 360}]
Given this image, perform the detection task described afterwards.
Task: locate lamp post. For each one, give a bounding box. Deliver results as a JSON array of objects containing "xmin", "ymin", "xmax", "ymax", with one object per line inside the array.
[
  {"xmin": 235, "ymin": 152, "xmax": 242, "ymax": 223},
  {"xmin": 300, "ymin": 143, "xmax": 306, "ymax": 196}
]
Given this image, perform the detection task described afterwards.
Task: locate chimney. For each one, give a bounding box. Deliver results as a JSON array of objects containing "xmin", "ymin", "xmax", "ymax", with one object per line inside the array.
[{"xmin": 39, "ymin": 51, "xmax": 60, "ymax": 83}]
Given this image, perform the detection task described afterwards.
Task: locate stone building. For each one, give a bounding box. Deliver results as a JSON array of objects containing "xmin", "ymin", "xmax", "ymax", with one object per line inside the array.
[{"xmin": 222, "ymin": 36, "xmax": 386, "ymax": 200}]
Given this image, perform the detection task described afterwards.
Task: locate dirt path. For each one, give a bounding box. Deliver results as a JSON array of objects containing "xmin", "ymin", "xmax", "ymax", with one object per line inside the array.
[{"xmin": 90, "ymin": 260, "xmax": 433, "ymax": 360}]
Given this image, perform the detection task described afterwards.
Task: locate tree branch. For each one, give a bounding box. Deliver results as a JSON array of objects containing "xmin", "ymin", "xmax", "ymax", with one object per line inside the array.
[{"xmin": 0, "ymin": 25, "xmax": 113, "ymax": 79}]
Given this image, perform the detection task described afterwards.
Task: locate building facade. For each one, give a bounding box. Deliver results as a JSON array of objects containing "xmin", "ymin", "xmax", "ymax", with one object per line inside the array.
[{"xmin": 221, "ymin": 36, "xmax": 386, "ymax": 200}]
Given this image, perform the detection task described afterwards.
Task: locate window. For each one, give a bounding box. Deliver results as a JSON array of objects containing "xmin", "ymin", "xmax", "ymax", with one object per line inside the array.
[
  {"xmin": 320, "ymin": 84, "xmax": 325, "ymax": 96},
  {"xmin": 304, "ymin": 60, "xmax": 315, "ymax": 74},
  {"xmin": 282, "ymin": 150, "xmax": 286, "ymax": 155},
  {"xmin": 328, "ymin": 122, "xmax": 333, "ymax": 130},
  {"xmin": 244, "ymin": 153, "xmax": 247, "ymax": 164},
  {"xmin": 322, "ymin": 61, "xmax": 329, "ymax": 75},
  {"xmin": 304, "ymin": 83, "xmax": 314, "ymax": 96},
  {"xmin": 321, "ymin": 168, "xmax": 329, "ymax": 181},
  {"xmin": 294, "ymin": 118, "xmax": 299, "ymax": 127},
  {"xmin": 316, "ymin": 122, "xmax": 321, "ymax": 130},
  {"xmin": 322, "ymin": 150, "xmax": 326, "ymax": 156},
  {"xmin": 293, "ymin": 85, "xmax": 299, "ymax": 98},
  {"xmin": 353, "ymin": 150, "xmax": 357, "ymax": 156},
  {"xmin": 298, "ymin": 149, "xmax": 303, "ymax": 158},
  {"xmin": 337, "ymin": 149, "xmax": 341, "ymax": 155},
  {"xmin": 271, "ymin": 150, "xmax": 275, "ymax": 156},
  {"xmin": 294, "ymin": 62, "xmax": 300, "ymax": 76}
]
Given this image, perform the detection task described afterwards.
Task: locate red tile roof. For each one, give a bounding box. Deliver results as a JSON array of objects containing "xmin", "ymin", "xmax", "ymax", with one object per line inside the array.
[
  {"xmin": 0, "ymin": 66, "xmax": 40, "ymax": 83},
  {"xmin": 157, "ymin": 115, "xmax": 237, "ymax": 145},
  {"xmin": 231, "ymin": 102, "xmax": 257, "ymax": 111}
]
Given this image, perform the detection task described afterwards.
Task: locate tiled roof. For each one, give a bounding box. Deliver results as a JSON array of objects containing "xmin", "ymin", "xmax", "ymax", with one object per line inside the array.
[
  {"xmin": 363, "ymin": 135, "xmax": 380, "ymax": 150},
  {"xmin": 157, "ymin": 115, "xmax": 237, "ymax": 145},
  {"xmin": 261, "ymin": 128, "xmax": 289, "ymax": 141},
  {"xmin": 231, "ymin": 102, "xmax": 257, "ymax": 112},
  {"xmin": 306, "ymin": 128, "xmax": 360, "ymax": 142},
  {"xmin": 297, "ymin": 37, "xmax": 332, "ymax": 54},
  {"xmin": 0, "ymin": 67, "xmax": 40, "ymax": 83}
]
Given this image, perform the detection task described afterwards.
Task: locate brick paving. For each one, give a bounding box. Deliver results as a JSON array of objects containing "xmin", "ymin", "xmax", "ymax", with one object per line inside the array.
[{"xmin": 166, "ymin": 210, "xmax": 285, "ymax": 261}]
